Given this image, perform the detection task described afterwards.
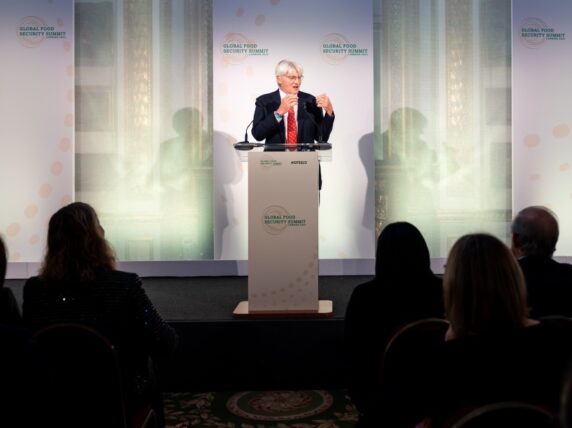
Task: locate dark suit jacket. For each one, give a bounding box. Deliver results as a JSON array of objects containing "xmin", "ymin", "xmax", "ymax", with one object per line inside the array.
[
  {"xmin": 518, "ymin": 255, "xmax": 572, "ymax": 318},
  {"xmin": 251, "ymin": 89, "xmax": 334, "ymax": 149}
]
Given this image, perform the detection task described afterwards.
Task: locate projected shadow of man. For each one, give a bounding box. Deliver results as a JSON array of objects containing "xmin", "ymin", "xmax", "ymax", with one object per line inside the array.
[
  {"xmin": 159, "ymin": 108, "xmax": 211, "ymax": 186},
  {"xmin": 358, "ymin": 132, "xmax": 377, "ymax": 248},
  {"xmin": 212, "ymin": 129, "xmax": 243, "ymax": 262},
  {"xmin": 156, "ymin": 107, "xmax": 213, "ymax": 259},
  {"xmin": 376, "ymin": 107, "xmax": 438, "ymax": 246}
]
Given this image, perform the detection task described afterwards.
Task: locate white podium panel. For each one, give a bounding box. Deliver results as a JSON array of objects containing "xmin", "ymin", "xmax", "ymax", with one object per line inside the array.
[{"xmin": 247, "ymin": 151, "xmax": 319, "ymax": 313}]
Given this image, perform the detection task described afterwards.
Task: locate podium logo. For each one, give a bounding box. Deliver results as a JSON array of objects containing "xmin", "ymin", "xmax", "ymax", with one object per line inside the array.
[
  {"xmin": 520, "ymin": 17, "xmax": 566, "ymax": 49},
  {"xmin": 260, "ymin": 154, "xmax": 282, "ymax": 168},
  {"xmin": 17, "ymin": 16, "xmax": 67, "ymax": 48},
  {"xmin": 262, "ymin": 205, "xmax": 306, "ymax": 235}
]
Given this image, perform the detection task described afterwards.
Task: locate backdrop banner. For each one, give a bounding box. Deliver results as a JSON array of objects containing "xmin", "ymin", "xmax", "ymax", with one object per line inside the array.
[
  {"xmin": 212, "ymin": 0, "xmax": 375, "ymax": 260},
  {"xmin": 0, "ymin": 0, "xmax": 74, "ymax": 263},
  {"xmin": 513, "ymin": 0, "xmax": 572, "ymax": 255}
]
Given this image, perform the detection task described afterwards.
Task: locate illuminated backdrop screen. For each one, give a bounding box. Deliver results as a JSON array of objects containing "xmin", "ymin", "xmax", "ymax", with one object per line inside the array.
[{"xmin": 3, "ymin": 1, "xmax": 572, "ymax": 269}]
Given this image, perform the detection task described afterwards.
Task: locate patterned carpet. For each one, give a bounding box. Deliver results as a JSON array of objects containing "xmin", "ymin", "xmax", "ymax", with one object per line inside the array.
[{"xmin": 164, "ymin": 390, "xmax": 359, "ymax": 427}]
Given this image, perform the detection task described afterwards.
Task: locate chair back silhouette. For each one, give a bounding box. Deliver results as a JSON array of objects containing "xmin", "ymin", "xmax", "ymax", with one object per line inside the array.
[
  {"xmin": 538, "ymin": 315, "xmax": 572, "ymax": 322},
  {"xmin": 378, "ymin": 318, "xmax": 449, "ymax": 426},
  {"xmin": 445, "ymin": 401, "xmax": 556, "ymax": 428},
  {"xmin": 33, "ymin": 323, "xmax": 155, "ymax": 428},
  {"xmin": 381, "ymin": 317, "xmax": 449, "ymax": 385}
]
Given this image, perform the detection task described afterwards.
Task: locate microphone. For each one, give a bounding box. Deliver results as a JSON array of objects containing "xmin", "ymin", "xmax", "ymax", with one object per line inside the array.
[
  {"xmin": 240, "ymin": 99, "xmax": 266, "ymax": 144},
  {"xmin": 240, "ymin": 119, "xmax": 254, "ymax": 144},
  {"xmin": 235, "ymin": 119, "xmax": 255, "ymax": 150},
  {"xmin": 235, "ymin": 99, "xmax": 263, "ymax": 150},
  {"xmin": 303, "ymin": 101, "xmax": 323, "ymax": 144}
]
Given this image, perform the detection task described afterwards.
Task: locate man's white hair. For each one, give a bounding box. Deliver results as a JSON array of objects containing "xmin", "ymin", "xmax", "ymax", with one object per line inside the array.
[{"xmin": 275, "ymin": 59, "xmax": 303, "ymax": 77}]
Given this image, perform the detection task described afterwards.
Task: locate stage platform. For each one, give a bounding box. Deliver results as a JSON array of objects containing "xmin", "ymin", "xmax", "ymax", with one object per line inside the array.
[{"xmin": 5, "ymin": 275, "xmax": 369, "ymax": 391}]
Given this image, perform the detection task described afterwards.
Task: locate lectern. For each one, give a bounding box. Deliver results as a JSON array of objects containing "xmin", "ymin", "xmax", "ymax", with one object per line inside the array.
[{"xmin": 233, "ymin": 143, "xmax": 333, "ymax": 317}]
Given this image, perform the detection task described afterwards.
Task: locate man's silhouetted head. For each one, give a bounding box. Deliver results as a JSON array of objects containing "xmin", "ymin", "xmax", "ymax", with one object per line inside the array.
[{"xmin": 511, "ymin": 206, "xmax": 559, "ymax": 258}]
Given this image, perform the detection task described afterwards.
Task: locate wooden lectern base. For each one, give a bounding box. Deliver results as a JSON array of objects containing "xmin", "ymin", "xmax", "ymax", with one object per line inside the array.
[{"xmin": 232, "ymin": 300, "xmax": 333, "ymax": 318}]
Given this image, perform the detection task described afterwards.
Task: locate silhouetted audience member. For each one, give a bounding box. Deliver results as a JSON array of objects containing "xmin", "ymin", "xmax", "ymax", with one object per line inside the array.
[
  {"xmin": 0, "ymin": 235, "xmax": 22, "ymax": 325},
  {"xmin": 425, "ymin": 234, "xmax": 572, "ymax": 426},
  {"xmin": 562, "ymin": 362, "xmax": 572, "ymax": 428},
  {"xmin": 511, "ymin": 206, "xmax": 572, "ymax": 317},
  {"xmin": 344, "ymin": 222, "xmax": 444, "ymax": 427},
  {"xmin": 0, "ymin": 236, "xmax": 54, "ymax": 426},
  {"xmin": 22, "ymin": 202, "xmax": 178, "ymax": 427}
]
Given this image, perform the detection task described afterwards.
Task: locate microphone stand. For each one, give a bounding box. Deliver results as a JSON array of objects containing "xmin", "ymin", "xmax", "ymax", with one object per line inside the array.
[{"xmin": 302, "ymin": 102, "xmax": 324, "ymax": 151}]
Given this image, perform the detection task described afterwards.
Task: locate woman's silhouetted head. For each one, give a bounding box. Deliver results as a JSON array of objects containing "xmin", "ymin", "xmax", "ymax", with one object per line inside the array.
[
  {"xmin": 444, "ymin": 233, "xmax": 527, "ymax": 337},
  {"xmin": 376, "ymin": 222, "xmax": 431, "ymax": 280},
  {"xmin": 40, "ymin": 202, "xmax": 115, "ymax": 282}
]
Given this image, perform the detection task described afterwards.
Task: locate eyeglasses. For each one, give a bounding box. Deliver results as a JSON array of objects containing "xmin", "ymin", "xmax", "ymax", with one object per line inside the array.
[{"xmin": 285, "ymin": 75, "xmax": 303, "ymax": 82}]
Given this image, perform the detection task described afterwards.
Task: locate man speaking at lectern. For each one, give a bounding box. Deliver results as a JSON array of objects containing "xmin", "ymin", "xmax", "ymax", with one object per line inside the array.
[
  {"xmin": 251, "ymin": 59, "xmax": 335, "ymax": 151},
  {"xmin": 251, "ymin": 59, "xmax": 335, "ymax": 189}
]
